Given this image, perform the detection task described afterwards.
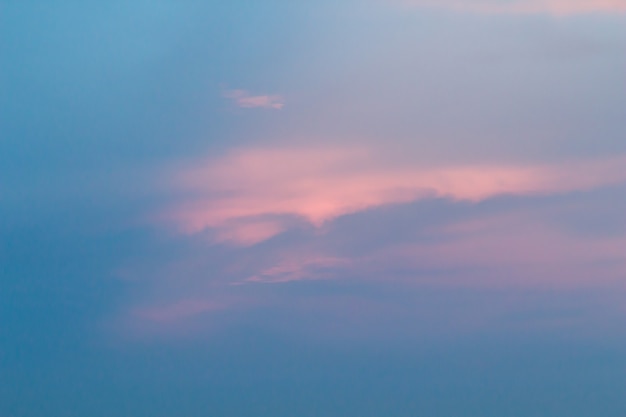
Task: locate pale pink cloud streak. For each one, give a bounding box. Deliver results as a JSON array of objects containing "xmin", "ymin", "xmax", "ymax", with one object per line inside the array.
[
  {"xmin": 397, "ymin": 0, "xmax": 626, "ymax": 14},
  {"xmin": 243, "ymin": 256, "xmax": 350, "ymax": 284},
  {"xmin": 373, "ymin": 213, "xmax": 626, "ymax": 287},
  {"xmin": 160, "ymin": 146, "xmax": 626, "ymax": 244},
  {"xmin": 213, "ymin": 220, "xmax": 287, "ymax": 246},
  {"xmin": 223, "ymin": 89, "xmax": 285, "ymax": 109},
  {"xmin": 241, "ymin": 211, "xmax": 626, "ymax": 288}
]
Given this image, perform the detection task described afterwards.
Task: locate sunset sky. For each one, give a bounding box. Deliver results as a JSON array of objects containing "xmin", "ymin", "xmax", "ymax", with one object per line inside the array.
[{"xmin": 2, "ymin": 1, "xmax": 626, "ymax": 416}]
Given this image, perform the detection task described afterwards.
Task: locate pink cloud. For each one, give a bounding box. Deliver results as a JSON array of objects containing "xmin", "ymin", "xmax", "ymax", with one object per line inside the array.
[
  {"xmin": 213, "ymin": 219, "xmax": 287, "ymax": 246},
  {"xmin": 123, "ymin": 160, "xmax": 626, "ymax": 336},
  {"xmin": 243, "ymin": 256, "xmax": 350, "ymax": 284},
  {"xmin": 159, "ymin": 145, "xmax": 626, "ymax": 244},
  {"xmin": 228, "ymin": 207, "xmax": 626, "ymax": 289},
  {"xmin": 397, "ymin": 0, "xmax": 626, "ymax": 14},
  {"xmin": 223, "ymin": 89, "xmax": 285, "ymax": 109},
  {"xmin": 368, "ymin": 211, "xmax": 626, "ymax": 288}
]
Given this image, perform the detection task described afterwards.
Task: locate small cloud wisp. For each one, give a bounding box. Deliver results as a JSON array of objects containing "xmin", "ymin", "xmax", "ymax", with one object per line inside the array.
[{"xmin": 223, "ymin": 89, "xmax": 285, "ymax": 110}]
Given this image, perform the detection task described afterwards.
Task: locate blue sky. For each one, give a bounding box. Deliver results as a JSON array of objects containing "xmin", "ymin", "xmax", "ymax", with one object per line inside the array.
[{"xmin": 1, "ymin": 1, "xmax": 626, "ymax": 416}]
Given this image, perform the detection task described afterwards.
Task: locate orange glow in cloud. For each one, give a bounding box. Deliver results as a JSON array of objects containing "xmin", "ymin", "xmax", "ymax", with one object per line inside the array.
[
  {"xmin": 161, "ymin": 146, "xmax": 626, "ymax": 244},
  {"xmin": 398, "ymin": 0, "xmax": 626, "ymax": 14}
]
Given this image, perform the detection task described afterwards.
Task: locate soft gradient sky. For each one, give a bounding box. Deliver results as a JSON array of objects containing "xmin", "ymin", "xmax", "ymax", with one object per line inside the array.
[{"xmin": 2, "ymin": 1, "xmax": 626, "ymax": 416}]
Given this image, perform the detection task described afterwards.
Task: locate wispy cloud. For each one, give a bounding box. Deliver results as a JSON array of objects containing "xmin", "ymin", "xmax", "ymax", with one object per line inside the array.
[
  {"xmin": 243, "ymin": 256, "xmax": 350, "ymax": 284},
  {"xmin": 223, "ymin": 89, "xmax": 285, "ymax": 109},
  {"xmin": 158, "ymin": 145, "xmax": 626, "ymax": 244},
  {"xmin": 397, "ymin": 0, "xmax": 626, "ymax": 15},
  {"xmin": 123, "ymin": 149, "xmax": 626, "ymax": 332},
  {"xmin": 365, "ymin": 211, "xmax": 626, "ymax": 287}
]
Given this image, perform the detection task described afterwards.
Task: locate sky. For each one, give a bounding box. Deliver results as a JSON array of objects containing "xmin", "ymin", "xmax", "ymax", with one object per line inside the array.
[{"xmin": 1, "ymin": 1, "xmax": 626, "ymax": 416}]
